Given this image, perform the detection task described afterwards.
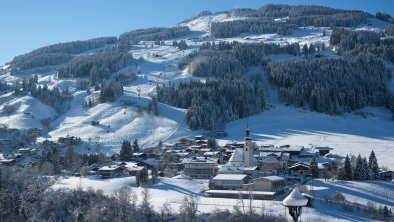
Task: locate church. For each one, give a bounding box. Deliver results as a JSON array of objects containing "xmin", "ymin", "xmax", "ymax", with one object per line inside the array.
[
  {"xmin": 217, "ymin": 128, "xmax": 259, "ymax": 178},
  {"xmin": 227, "ymin": 128, "xmax": 257, "ymax": 167}
]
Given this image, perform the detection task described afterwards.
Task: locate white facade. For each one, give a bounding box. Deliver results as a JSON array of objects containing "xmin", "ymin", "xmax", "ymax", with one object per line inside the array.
[{"xmin": 227, "ymin": 128, "xmax": 256, "ymax": 167}]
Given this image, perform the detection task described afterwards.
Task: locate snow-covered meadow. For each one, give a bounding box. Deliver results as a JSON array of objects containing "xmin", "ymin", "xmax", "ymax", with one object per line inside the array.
[{"xmin": 53, "ymin": 176, "xmax": 394, "ymax": 222}]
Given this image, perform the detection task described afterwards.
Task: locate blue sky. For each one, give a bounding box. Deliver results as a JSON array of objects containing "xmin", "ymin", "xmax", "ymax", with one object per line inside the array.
[{"xmin": 1, "ymin": 0, "xmax": 393, "ymax": 66}]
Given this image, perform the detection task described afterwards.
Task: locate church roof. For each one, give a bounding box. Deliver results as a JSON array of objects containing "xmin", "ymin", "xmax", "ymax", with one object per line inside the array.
[{"xmin": 228, "ymin": 148, "xmax": 244, "ymax": 162}]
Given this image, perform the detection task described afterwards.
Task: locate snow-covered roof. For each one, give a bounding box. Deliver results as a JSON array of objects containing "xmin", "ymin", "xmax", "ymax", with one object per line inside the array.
[
  {"xmin": 206, "ymin": 190, "xmax": 275, "ymax": 196},
  {"xmin": 287, "ymin": 146, "xmax": 304, "ymax": 152},
  {"xmin": 140, "ymin": 159, "xmax": 159, "ymax": 166},
  {"xmin": 173, "ymin": 174, "xmax": 192, "ymax": 180},
  {"xmin": 229, "ymin": 148, "xmax": 244, "ymax": 162},
  {"xmin": 259, "ymin": 176, "xmax": 285, "ymax": 182},
  {"xmin": 299, "ymin": 150, "xmax": 315, "ymax": 156},
  {"xmin": 182, "ymin": 157, "xmax": 218, "ymax": 164},
  {"xmin": 282, "ymin": 187, "xmax": 308, "ymax": 206},
  {"xmin": 126, "ymin": 165, "xmax": 144, "ymax": 171},
  {"xmin": 262, "ymin": 156, "xmax": 279, "ymax": 163},
  {"xmin": 98, "ymin": 166, "xmax": 121, "ymax": 171},
  {"xmin": 313, "ymin": 146, "xmax": 334, "ymax": 151},
  {"xmin": 213, "ymin": 174, "xmax": 247, "ymax": 181}
]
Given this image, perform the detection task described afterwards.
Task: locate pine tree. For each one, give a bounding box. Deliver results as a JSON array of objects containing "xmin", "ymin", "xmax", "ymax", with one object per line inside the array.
[
  {"xmin": 120, "ymin": 140, "xmax": 133, "ymax": 161},
  {"xmin": 137, "ymin": 167, "xmax": 149, "ymax": 187},
  {"xmin": 343, "ymin": 155, "xmax": 352, "ymax": 180},
  {"xmin": 353, "ymin": 154, "xmax": 363, "ymax": 180},
  {"xmin": 207, "ymin": 137, "xmax": 217, "ymax": 150},
  {"xmin": 310, "ymin": 156, "xmax": 319, "ymax": 178},
  {"xmin": 361, "ymin": 157, "xmax": 370, "ymax": 180},
  {"xmin": 133, "ymin": 139, "xmax": 140, "ymax": 153},
  {"xmin": 368, "ymin": 150, "xmax": 380, "ymax": 179},
  {"xmin": 148, "ymin": 96, "xmax": 159, "ymax": 116}
]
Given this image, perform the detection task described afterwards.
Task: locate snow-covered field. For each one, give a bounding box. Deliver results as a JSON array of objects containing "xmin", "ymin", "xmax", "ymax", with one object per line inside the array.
[{"xmin": 53, "ymin": 176, "xmax": 393, "ymax": 221}]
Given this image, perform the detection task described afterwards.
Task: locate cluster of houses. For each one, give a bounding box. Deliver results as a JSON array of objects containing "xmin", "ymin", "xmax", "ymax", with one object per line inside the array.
[{"xmin": 1, "ymin": 127, "xmax": 394, "ymax": 200}]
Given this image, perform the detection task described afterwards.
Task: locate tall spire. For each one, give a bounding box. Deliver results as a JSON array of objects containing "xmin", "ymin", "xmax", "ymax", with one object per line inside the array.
[{"xmin": 245, "ymin": 124, "xmax": 251, "ymax": 140}]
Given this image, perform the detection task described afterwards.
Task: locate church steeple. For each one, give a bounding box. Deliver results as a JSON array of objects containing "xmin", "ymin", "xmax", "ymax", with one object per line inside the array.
[
  {"xmin": 245, "ymin": 123, "xmax": 251, "ymax": 141},
  {"xmin": 243, "ymin": 126, "xmax": 254, "ymax": 167}
]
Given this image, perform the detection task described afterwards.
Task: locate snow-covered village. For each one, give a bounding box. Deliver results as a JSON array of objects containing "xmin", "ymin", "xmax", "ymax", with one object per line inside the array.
[{"xmin": 1, "ymin": 1, "xmax": 394, "ymax": 222}]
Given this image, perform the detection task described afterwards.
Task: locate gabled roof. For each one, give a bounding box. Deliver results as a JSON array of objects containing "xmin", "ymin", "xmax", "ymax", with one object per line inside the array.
[
  {"xmin": 262, "ymin": 156, "xmax": 279, "ymax": 163},
  {"xmin": 289, "ymin": 163, "xmax": 310, "ymax": 170},
  {"xmin": 229, "ymin": 148, "xmax": 244, "ymax": 162}
]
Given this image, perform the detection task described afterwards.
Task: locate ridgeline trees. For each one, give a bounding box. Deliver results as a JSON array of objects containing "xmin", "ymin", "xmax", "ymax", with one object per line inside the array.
[
  {"xmin": 9, "ymin": 37, "xmax": 117, "ymax": 73},
  {"xmin": 119, "ymin": 27, "xmax": 190, "ymax": 44}
]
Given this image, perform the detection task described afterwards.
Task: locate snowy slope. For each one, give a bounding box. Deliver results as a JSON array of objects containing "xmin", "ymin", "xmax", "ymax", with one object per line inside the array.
[
  {"xmin": 222, "ymin": 105, "xmax": 394, "ymax": 169},
  {"xmin": 0, "ymin": 95, "xmax": 56, "ymax": 129}
]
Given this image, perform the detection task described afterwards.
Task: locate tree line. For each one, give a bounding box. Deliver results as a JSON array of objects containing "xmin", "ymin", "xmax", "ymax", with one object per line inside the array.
[
  {"xmin": 338, "ymin": 150, "xmax": 380, "ymax": 181},
  {"xmin": 330, "ymin": 28, "xmax": 394, "ymax": 62},
  {"xmin": 9, "ymin": 37, "xmax": 117, "ymax": 73},
  {"xmin": 58, "ymin": 48, "xmax": 134, "ymax": 84},
  {"xmin": 119, "ymin": 26, "xmax": 190, "ymax": 44},
  {"xmin": 157, "ymin": 78, "xmax": 265, "ymax": 130},
  {"xmin": 209, "ymin": 4, "xmax": 369, "ymax": 38},
  {"xmin": 211, "ymin": 19, "xmax": 297, "ymax": 38},
  {"xmin": 267, "ymin": 55, "xmax": 391, "ymax": 114},
  {"xmin": 180, "ymin": 42, "xmax": 303, "ymax": 79}
]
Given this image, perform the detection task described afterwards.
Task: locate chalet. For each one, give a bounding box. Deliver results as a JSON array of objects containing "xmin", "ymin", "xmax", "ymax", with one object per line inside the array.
[
  {"xmin": 379, "ymin": 171, "xmax": 394, "ymax": 181},
  {"xmin": 260, "ymin": 156, "xmax": 280, "ymax": 173},
  {"xmin": 203, "ymin": 151, "xmax": 220, "ymax": 158},
  {"xmin": 288, "ymin": 163, "xmax": 310, "ymax": 177},
  {"xmin": 91, "ymin": 120, "xmax": 100, "ymax": 126},
  {"xmin": 137, "ymin": 159, "xmax": 159, "ymax": 169},
  {"xmin": 178, "ymin": 138, "xmax": 193, "ymax": 146},
  {"xmin": 194, "ymin": 135, "xmax": 205, "ymax": 141},
  {"xmin": 249, "ymin": 176, "xmax": 286, "ymax": 193},
  {"xmin": 133, "ymin": 152, "xmax": 147, "ymax": 160},
  {"xmin": 285, "ymin": 146, "xmax": 303, "ymax": 156},
  {"xmin": 225, "ymin": 141, "xmax": 244, "ymax": 149},
  {"xmin": 298, "ymin": 150, "xmax": 315, "ymax": 158},
  {"xmin": 313, "ymin": 146, "xmax": 334, "ymax": 156},
  {"xmin": 205, "ymin": 190, "xmax": 276, "ymax": 200},
  {"xmin": 212, "ymin": 174, "xmax": 249, "ymax": 190},
  {"xmin": 0, "ymin": 159, "xmax": 16, "ymax": 166},
  {"xmin": 182, "ymin": 157, "xmax": 218, "ymax": 179},
  {"xmin": 195, "ymin": 140, "xmax": 208, "ymax": 146},
  {"xmin": 58, "ymin": 136, "xmax": 81, "ymax": 146},
  {"xmin": 18, "ymin": 147, "xmax": 34, "ymax": 154},
  {"xmin": 126, "ymin": 165, "xmax": 146, "ymax": 176},
  {"xmin": 218, "ymin": 165, "xmax": 259, "ymax": 179},
  {"xmin": 98, "ymin": 166, "xmax": 124, "ymax": 178}
]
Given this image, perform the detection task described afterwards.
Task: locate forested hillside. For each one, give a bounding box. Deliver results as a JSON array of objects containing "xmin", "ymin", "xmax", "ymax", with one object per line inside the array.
[{"xmin": 267, "ymin": 56, "xmax": 391, "ymax": 114}]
